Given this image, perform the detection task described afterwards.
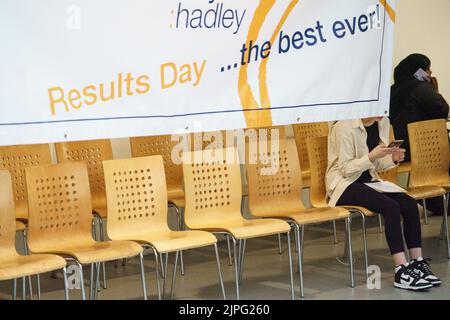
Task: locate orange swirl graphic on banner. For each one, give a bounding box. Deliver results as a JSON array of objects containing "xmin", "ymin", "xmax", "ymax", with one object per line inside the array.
[{"xmin": 379, "ymin": 0, "xmax": 396, "ymax": 22}]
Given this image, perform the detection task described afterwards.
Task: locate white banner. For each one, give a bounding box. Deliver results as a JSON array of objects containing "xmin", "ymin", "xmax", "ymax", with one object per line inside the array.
[{"xmin": 0, "ymin": 0, "xmax": 396, "ymax": 146}]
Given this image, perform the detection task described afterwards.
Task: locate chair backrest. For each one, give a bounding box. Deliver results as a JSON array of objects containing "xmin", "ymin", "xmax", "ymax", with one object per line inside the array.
[
  {"xmin": 55, "ymin": 139, "xmax": 112, "ymax": 210},
  {"xmin": 0, "ymin": 144, "xmax": 52, "ymax": 220},
  {"xmin": 25, "ymin": 162, "xmax": 94, "ymax": 253},
  {"xmin": 182, "ymin": 147, "xmax": 243, "ymax": 228},
  {"xmin": 377, "ymin": 125, "xmax": 399, "ymax": 183},
  {"xmin": 408, "ymin": 119, "xmax": 450, "ymax": 187},
  {"xmin": 306, "ymin": 136, "xmax": 329, "ymax": 208},
  {"xmin": 103, "ymin": 156, "xmax": 169, "ymax": 240},
  {"xmin": 130, "ymin": 135, "xmax": 186, "ymax": 196},
  {"xmin": 293, "ymin": 123, "xmax": 329, "ymax": 173},
  {"xmin": 0, "ymin": 171, "xmax": 17, "ymax": 257},
  {"xmin": 246, "ymin": 138, "xmax": 304, "ymax": 217}
]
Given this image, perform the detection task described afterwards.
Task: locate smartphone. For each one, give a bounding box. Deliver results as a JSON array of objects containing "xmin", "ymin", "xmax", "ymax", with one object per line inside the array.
[
  {"xmin": 388, "ymin": 139, "xmax": 404, "ymax": 148},
  {"xmin": 414, "ymin": 68, "xmax": 431, "ymax": 82}
]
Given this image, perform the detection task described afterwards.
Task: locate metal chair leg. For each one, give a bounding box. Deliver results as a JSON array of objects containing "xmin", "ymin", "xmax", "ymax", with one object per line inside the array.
[
  {"xmin": 162, "ymin": 253, "xmax": 169, "ymax": 299},
  {"xmin": 277, "ymin": 234, "xmax": 283, "ymax": 254},
  {"xmin": 36, "ymin": 275, "xmax": 41, "ymax": 300},
  {"xmin": 227, "ymin": 235, "xmax": 233, "ymax": 266},
  {"xmin": 422, "ymin": 199, "xmax": 429, "ymax": 225},
  {"xmin": 89, "ymin": 263, "xmax": 95, "ymax": 300},
  {"xmin": 231, "ymin": 237, "xmax": 240, "ymax": 300},
  {"xmin": 12, "ymin": 279, "xmax": 17, "ymax": 300},
  {"xmin": 295, "ymin": 224, "xmax": 305, "ymax": 299},
  {"xmin": 94, "ymin": 263, "xmax": 100, "ymax": 300},
  {"xmin": 213, "ymin": 243, "xmax": 226, "ymax": 300},
  {"xmin": 138, "ymin": 252, "xmax": 148, "ymax": 300},
  {"xmin": 22, "ymin": 277, "xmax": 26, "ymax": 300},
  {"xmin": 378, "ymin": 215, "xmax": 383, "ymax": 233},
  {"xmin": 286, "ymin": 231, "xmax": 295, "ymax": 300},
  {"xmin": 62, "ymin": 267, "xmax": 69, "ymax": 300},
  {"xmin": 346, "ymin": 217, "xmax": 355, "ymax": 288},
  {"xmin": 239, "ymin": 239, "xmax": 247, "ymax": 284},
  {"xmin": 443, "ymin": 194, "xmax": 450, "ymax": 259},
  {"xmin": 22, "ymin": 230, "xmax": 33, "ymax": 300},
  {"xmin": 76, "ymin": 262, "xmax": 86, "ymax": 300},
  {"xmin": 170, "ymin": 251, "xmax": 179, "ymax": 300},
  {"xmin": 332, "ymin": 221, "xmax": 338, "ymax": 244},
  {"xmin": 360, "ymin": 213, "xmax": 369, "ymax": 280},
  {"xmin": 171, "ymin": 203, "xmax": 186, "ymax": 275},
  {"xmin": 97, "ymin": 217, "xmax": 107, "ymax": 290},
  {"xmin": 153, "ymin": 250, "xmax": 162, "ymax": 300}
]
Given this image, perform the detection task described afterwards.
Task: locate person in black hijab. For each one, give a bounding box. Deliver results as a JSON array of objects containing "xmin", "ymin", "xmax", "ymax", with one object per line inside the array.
[
  {"xmin": 390, "ymin": 53, "xmax": 449, "ymax": 162},
  {"xmin": 390, "ymin": 54, "xmax": 449, "ymax": 216}
]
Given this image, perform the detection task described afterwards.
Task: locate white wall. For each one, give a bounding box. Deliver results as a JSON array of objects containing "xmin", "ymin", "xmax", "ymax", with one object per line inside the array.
[{"xmin": 393, "ymin": 0, "xmax": 450, "ymax": 100}]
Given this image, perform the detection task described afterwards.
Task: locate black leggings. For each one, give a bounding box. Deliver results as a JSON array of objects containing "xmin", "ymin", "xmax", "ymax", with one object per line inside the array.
[{"xmin": 337, "ymin": 183, "xmax": 422, "ymax": 255}]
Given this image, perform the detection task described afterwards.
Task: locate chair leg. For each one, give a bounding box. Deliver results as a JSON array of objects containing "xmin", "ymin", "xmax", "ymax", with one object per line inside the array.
[
  {"xmin": 332, "ymin": 221, "xmax": 338, "ymax": 244},
  {"xmin": 97, "ymin": 217, "xmax": 107, "ymax": 290},
  {"xmin": 239, "ymin": 239, "xmax": 247, "ymax": 284},
  {"xmin": 346, "ymin": 217, "xmax": 355, "ymax": 288},
  {"xmin": 360, "ymin": 213, "xmax": 369, "ymax": 280},
  {"xmin": 443, "ymin": 194, "xmax": 450, "ymax": 259},
  {"xmin": 12, "ymin": 279, "xmax": 17, "ymax": 300},
  {"xmin": 76, "ymin": 262, "xmax": 86, "ymax": 300},
  {"xmin": 213, "ymin": 243, "xmax": 226, "ymax": 300},
  {"xmin": 277, "ymin": 234, "xmax": 283, "ymax": 254},
  {"xmin": 36, "ymin": 275, "xmax": 41, "ymax": 300},
  {"xmin": 422, "ymin": 199, "xmax": 429, "ymax": 225},
  {"xmin": 170, "ymin": 251, "xmax": 179, "ymax": 300},
  {"xmin": 286, "ymin": 231, "xmax": 295, "ymax": 300},
  {"xmin": 295, "ymin": 224, "xmax": 305, "ymax": 299},
  {"xmin": 231, "ymin": 237, "xmax": 240, "ymax": 300},
  {"xmin": 22, "ymin": 277, "xmax": 26, "ymax": 300},
  {"xmin": 171, "ymin": 204, "xmax": 186, "ymax": 276},
  {"xmin": 94, "ymin": 263, "xmax": 100, "ymax": 300},
  {"xmin": 22, "ymin": 230, "xmax": 33, "ymax": 300},
  {"xmin": 138, "ymin": 253, "xmax": 148, "ymax": 300},
  {"xmin": 62, "ymin": 267, "xmax": 70, "ymax": 300},
  {"xmin": 378, "ymin": 215, "xmax": 383, "ymax": 233},
  {"xmin": 162, "ymin": 253, "xmax": 169, "ymax": 299},
  {"xmin": 160, "ymin": 254, "xmax": 165, "ymax": 279},
  {"xmin": 153, "ymin": 249, "xmax": 162, "ymax": 300},
  {"xmin": 89, "ymin": 263, "xmax": 95, "ymax": 300},
  {"xmin": 227, "ymin": 235, "xmax": 233, "ymax": 266}
]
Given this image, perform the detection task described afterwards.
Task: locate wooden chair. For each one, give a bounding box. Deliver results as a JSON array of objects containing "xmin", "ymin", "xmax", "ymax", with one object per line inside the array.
[
  {"xmin": 293, "ymin": 122, "xmax": 329, "ymax": 188},
  {"xmin": 182, "ymin": 147, "xmax": 294, "ymax": 300},
  {"xmin": 408, "ymin": 119, "xmax": 449, "ymax": 258},
  {"xmin": 0, "ymin": 170, "xmax": 68, "ymax": 300},
  {"xmin": 55, "ymin": 139, "xmax": 112, "ymax": 287},
  {"xmin": 25, "ymin": 162, "xmax": 146, "ymax": 300},
  {"xmin": 246, "ymin": 138, "xmax": 352, "ymax": 298},
  {"xmin": 130, "ymin": 134, "xmax": 189, "ymax": 275},
  {"xmin": 0, "ymin": 143, "xmax": 52, "ymax": 298},
  {"xmin": 103, "ymin": 155, "xmax": 225, "ymax": 300}
]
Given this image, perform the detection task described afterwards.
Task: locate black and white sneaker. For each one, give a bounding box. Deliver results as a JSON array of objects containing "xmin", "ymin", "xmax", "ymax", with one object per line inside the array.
[
  {"xmin": 409, "ymin": 257, "xmax": 442, "ymax": 286},
  {"xmin": 394, "ymin": 264, "xmax": 433, "ymax": 291}
]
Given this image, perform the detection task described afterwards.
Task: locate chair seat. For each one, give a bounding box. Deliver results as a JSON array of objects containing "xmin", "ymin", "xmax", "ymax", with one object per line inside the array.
[
  {"xmin": 36, "ymin": 240, "xmax": 143, "ymax": 265},
  {"xmin": 439, "ymin": 182, "xmax": 450, "ymax": 190},
  {"xmin": 340, "ymin": 206, "xmax": 377, "ymax": 217},
  {"xmin": 407, "ymin": 186, "xmax": 446, "ymax": 200},
  {"xmin": 289, "ymin": 207, "xmax": 349, "ymax": 225},
  {"xmin": 93, "ymin": 207, "xmax": 107, "ymax": 218},
  {"xmin": 0, "ymin": 254, "xmax": 66, "ymax": 281},
  {"xmin": 190, "ymin": 217, "xmax": 291, "ymax": 240},
  {"xmin": 15, "ymin": 220, "xmax": 26, "ymax": 232},
  {"xmin": 115, "ymin": 230, "xmax": 217, "ymax": 254}
]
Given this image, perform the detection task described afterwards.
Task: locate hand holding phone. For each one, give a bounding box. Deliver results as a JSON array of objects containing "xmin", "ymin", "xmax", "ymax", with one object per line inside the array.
[{"xmin": 414, "ymin": 68, "xmax": 431, "ymax": 82}]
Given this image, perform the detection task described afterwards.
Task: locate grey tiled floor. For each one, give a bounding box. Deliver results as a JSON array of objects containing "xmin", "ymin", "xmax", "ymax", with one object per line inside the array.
[{"xmin": 1, "ymin": 214, "xmax": 449, "ymax": 300}]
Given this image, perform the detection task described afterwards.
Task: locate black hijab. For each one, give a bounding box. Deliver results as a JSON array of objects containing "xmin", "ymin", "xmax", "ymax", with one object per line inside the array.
[{"xmin": 390, "ymin": 54, "xmax": 431, "ymax": 117}]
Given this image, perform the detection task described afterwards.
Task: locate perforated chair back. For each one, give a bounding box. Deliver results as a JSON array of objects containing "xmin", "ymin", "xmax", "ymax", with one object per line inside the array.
[
  {"xmin": 103, "ymin": 156, "xmax": 169, "ymax": 239},
  {"xmin": 408, "ymin": 119, "xmax": 450, "ymax": 187},
  {"xmin": 130, "ymin": 135, "xmax": 188, "ymax": 200},
  {"xmin": 182, "ymin": 148, "xmax": 243, "ymax": 228},
  {"xmin": 246, "ymin": 138, "xmax": 304, "ymax": 217},
  {"xmin": 0, "ymin": 144, "xmax": 52, "ymax": 220},
  {"xmin": 293, "ymin": 123, "xmax": 329, "ymax": 174},
  {"xmin": 25, "ymin": 162, "xmax": 94, "ymax": 253},
  {"xmin": 0, "ymin": 171, "xmax": 16, "ymax": 257},
  {"xmin": 306, "ymin": 136, "xmax": 329, "ymax": 208},
  {"xmin": 55, "ymin": 140, "xmax": 112, "ymax": 211}
]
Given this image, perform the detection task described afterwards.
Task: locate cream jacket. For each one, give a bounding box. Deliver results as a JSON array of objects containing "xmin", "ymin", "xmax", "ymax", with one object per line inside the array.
[{"xmin": 326, "ymin": 117, "xmax": 397, "ymax": 207}]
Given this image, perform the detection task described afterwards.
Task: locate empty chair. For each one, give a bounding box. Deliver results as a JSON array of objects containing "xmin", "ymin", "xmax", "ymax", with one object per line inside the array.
[
  {"xmin": 246, "ymin": 138, "xmax": 352, "ymax": 299},
  {"xmin": 0, "ymin": 143, "xmax": 52, "ymax": 298},
  {"xmin": 25, "ymin": 162, "xmax": 146, "ymax": 300},
  {"xmin": 408, "ymin": 119, "xmax": 449, "ymax": 257},
  {"xmin": 0, "ymin": 170, "xmax": 68, "ymax": 300},
  {"xmin": 103, "ymin": 155, "xmax": 225, "ymax": 300},
  {"xmin": 182, "ymin": 147, "xmax": 294, "ymax": 300}
]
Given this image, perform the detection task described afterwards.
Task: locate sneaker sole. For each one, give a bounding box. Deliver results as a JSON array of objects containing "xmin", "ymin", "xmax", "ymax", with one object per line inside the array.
[{"xmin": 394, "ymin": 282, "xmax": 433, "ymax": 291}]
